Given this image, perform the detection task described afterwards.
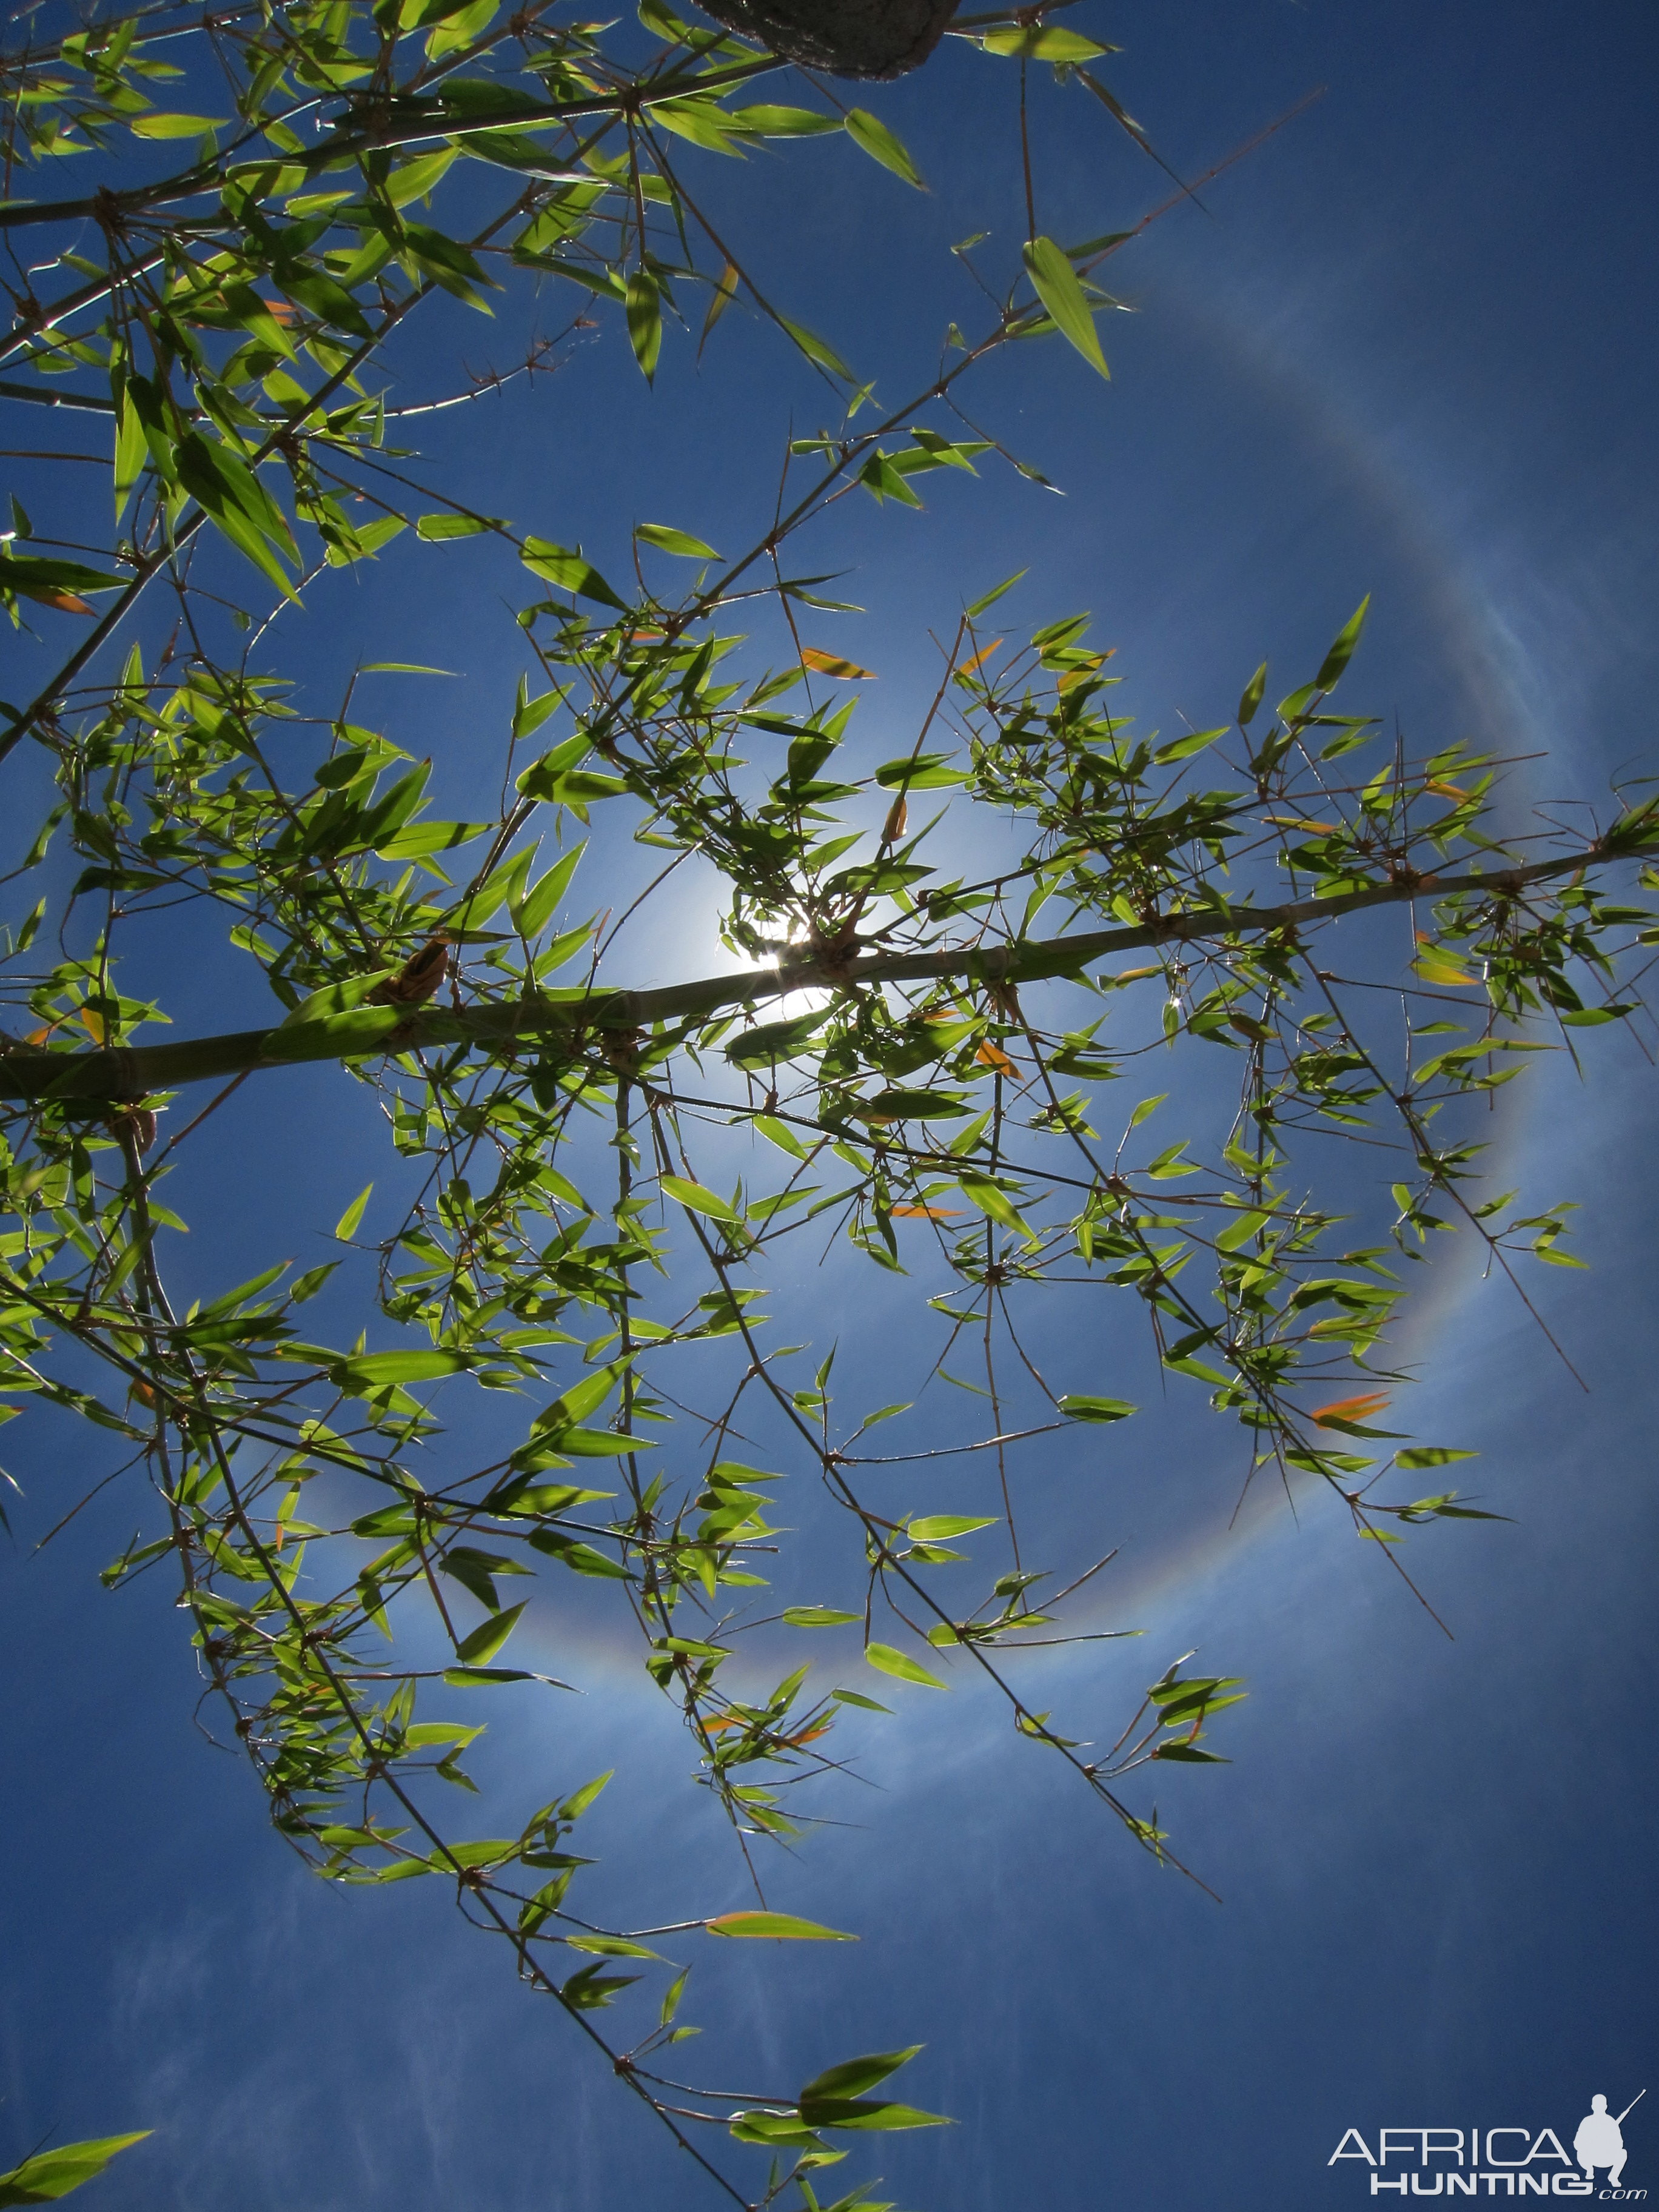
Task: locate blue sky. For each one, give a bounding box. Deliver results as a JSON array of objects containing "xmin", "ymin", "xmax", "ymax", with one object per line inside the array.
[{"xmin": 2, "ymin": 2, "xmax": 1657, "ymax": 2207}]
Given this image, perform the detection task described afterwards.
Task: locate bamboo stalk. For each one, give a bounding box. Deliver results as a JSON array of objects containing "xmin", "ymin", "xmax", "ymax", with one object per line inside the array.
[{"xmin": 0, "ymin": 851, "xmax": 1592, "ymax": 1105}]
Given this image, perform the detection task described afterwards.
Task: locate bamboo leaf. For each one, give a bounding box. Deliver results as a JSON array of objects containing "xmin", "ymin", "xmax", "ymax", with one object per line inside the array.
[
  {"xmin": 625, "ymin": 268, "xmax": 662, "ymax": 380},
  {"xmin": 1057, "ymin": 1394, "xmax": 1135, "ymax": 1423},
  {"xmin": 335, "ymin": 1184, "xmax": 372, "ymax": 1239},
  {"xmin": 1022, "ymin": 235, "xmax": 1110, "ymax": 378},
  {"xmin": 956, "ymin": 1171, "xmax": 1033, "ymax": 1236},
  {"xmin": 635, "ymin": 522, "xmax": 719, "ymax": 559},
  {"xmin": 707, "ymin": 1912, "xmax": 856, "ymax": 1940},
  {"xmin": 799, "ymin": 2049, "xmax": 920, "ymax": 2103},
  {"xmin": 129, "ymin": 111, "xmax": 225, "ymax": 136},
  {"xmin": 797, "ymin": 2097, "xmax": 950, "ymax": 2132},
  {"xmin": 331, "ymin": 1348, "xmax": 471, "ymax": 1389},
  {"xmin": 454, "ymin": 1602, "xmax": 528, "ymax": 1666},
  {"xmin": 779, "ymin": 317, "xmax": 854, "ymax": 381},
  {"xmin": 0, "ymin": 2133, "xmax": 151, "ymax": 2205},
  {"xmin": 865, "ymin": 1641, "xmax": 946, "ymax": 1689},
  {"xmin": 1315, "ymin": 595, "xmax": 1370, "ymax": 691},
  {"xmin": 660, "ymin": 1173, "xmax": 739, "ymax": 1222},
  {"xmin": 982, "ymin": 24, "xmax": 1109, "ymax": 58},
  {"xmin": 731, "ymin": 104, "xmax": 840, "ymax": 136},
  {"xmin": 1238, "ymin": 660, "xmax": 1268, "ymax": 726},
  {"xmin": 521, "ymin": 539, "xmax": 631, "ymax": 611},
  {"xmin": 845, "ymin": 108, "xmax": 925, "ymax": 190},
  {"xmin": 699, "ymin": 261, "xmax": 740, "ymax": 357}
]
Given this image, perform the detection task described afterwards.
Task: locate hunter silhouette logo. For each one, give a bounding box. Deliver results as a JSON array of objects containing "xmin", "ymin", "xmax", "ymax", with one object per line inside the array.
[
  {"xmin": 1329, "ymin": 2090, "xmax": 1645, "ymax": 2197},
  {"xmin": 1576, "ymin": 2096, "xmax": 1644, "ymax": 2195}
]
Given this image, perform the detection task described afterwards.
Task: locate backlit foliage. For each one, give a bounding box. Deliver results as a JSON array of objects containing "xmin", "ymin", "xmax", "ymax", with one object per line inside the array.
[{"xmin": 2, "ymin": 1, "xmax": 1655, "ymax": 2199}]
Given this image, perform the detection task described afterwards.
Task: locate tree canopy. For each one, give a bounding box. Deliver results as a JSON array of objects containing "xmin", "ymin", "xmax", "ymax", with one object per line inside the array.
[{"xmin": 2, "ymin": 0, "xmax": 1655, "ymax": 2202}]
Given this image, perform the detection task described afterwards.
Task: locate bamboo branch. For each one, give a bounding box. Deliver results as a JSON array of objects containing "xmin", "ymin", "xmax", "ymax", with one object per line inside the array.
[
  {"xmin": 0, "ymin": 57, "xmax": 784, "ymax": 235},
  {"xmin": 0, "ymin": 378, "xmax": 116, "ymax": 414},
  {"xmin": 0, "ymin": 850, "xmax": 1604, "ymax": 1105}
]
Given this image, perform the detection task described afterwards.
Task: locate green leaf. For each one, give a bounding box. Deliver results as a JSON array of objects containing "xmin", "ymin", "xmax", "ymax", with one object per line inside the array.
[
  {"xmin": 514, "ymin": 843, "xmax": 585, "ymax": 937},
  {"xmin": 437, "ymin": 1838, "xmax": 518, "ymax": 1870},
  {"xmin": 0, "ymin": 552, "xmax": 127, "ymax": 605},
  {"xmin": 442, "ymin": 1666, "xmax": 571, "ymax": 1687},
  {"xmin": 625, "ymin": 267, "xmax": 662, "ymax": 380},
  {"xmin": 965, "ymin": 568, "xmax": 1025, "ymax": 617},
  {"xmin": 782, "ymin": 1606, "xmax": 862, "ymax": 1626},
  {"xmin": 454, "ymin": 1601, "xmax": 528, "ymax": 1666},
  {"xmin": 277, "ymin": 972, "xmax": 398, "ymax": 1028},
  {"xmin": 376, "ymin": 820, "xmax": 488, "ymax": 857},
  {"xmin": 418, "ymin": 512, "xmax": 498, "ymax": 540},
  {"xmin": 534, "ymin": 1358, "xmax": 631, "ymax": 1435},
  {"xmin": 1214, "ymin": 1208, "xmax": 1273, "ymax": 1253},
  {"xmin": 982, "ymin": 23, "xmax": 1108, "ymax": 58},
  {"xmin": 534, "ymin": 1535, "xmax": 630, "ymax": 1575},
  {"xmin": 0, "ymin": 2134, "xmax": 150, "ymax": 2206},
  {"xmin": 560, "ymin": 1772, "xmax": 614, "ymax": 1820},
  {"xmin": 512, "ymin": 679, "xmax": 568, "ymax": 742},
  {"xmin": 697, "ymin": 260, "xmax": 740, "ymax": 357},
  {"xmin": 0, "ymin": 553, "xmax": 126, "ymax": 615},
  {"xmin": 129, "ymin": 111, "xmax": 225, "ymax": 136},
  {"xmin": 865, "ymin": 1641, "xmax": 946, "ymax": 1689},
  {"xmin": 728, "ymin": 2111, "xmax": 820, "ymax": 2147},
  {"xmin": 706, "ymin": 1912, "xmax": 856, "ymax": 1940},
  {"xmin": 447, "ymin": 845, "xmax": 535, "ymax": 933},
  {"xmin": 1315, "ymin": 595, "xmax": 1370, "ymax": 692},
  {"xmin": 845, "ymin": 108, "xmax": 925, "ymax": 190},
  {"xmin": 874, "ymin": 751, "xmax": 967, "ymax": 789},
  {"xmin": 726, "ymin": 1014, "xmax": 828, "ymax": 1068},
  {"xmin": 1395, "ymin": 1446, "xmax": 1478, "ymax": 1469},
  {"xmin": 779, "ymin": 317, "xmax": 854, "ymax": 382},
  {"xmin": 754, "ymin": 1113, "xmax": 809, "ymax": 1158},
  {"xmin": 660, "ymin": 1173, "xmax": 739, "ymax": 1223},
  {"xmin": 1022, "ymin": 236, "xmax": 1109, "ymax": 379},
  {"xmin": 799, "ymin": 2048, "xmax": 920, "ymax": 2104},
  {"xmin": 559, "ymin": 1960, "xmax": 640, "ymax": 2007},
  {"xmin": 1153, "ymin": 727, "xmax": 1228, "ymax": 765},
  {"xmin": 651, "ymin": 95, "xmax": 745, "ymax": 153},
  {"xmin": 521, "ymin": 538, "xmax": 630, "ymax": 611},
  {"xmin": 174, "ymin": 432, "xmax": 298, "ymax": 588},
  {"xmin": 335, "ymin": 1183, "xmax": 372, "ymax": 1239},
  {"xmin": 515, "ymin": 743, "xmax": 628, "ymax": 806},
  {"xmin": 1238, "ymin": 660, "xmax": 1267, "ymax": 726},
  {"xmin": 366, "ymin": 1854, "xmax": 435, "ymax": 1881},
  {"xmin": 635, "ymin": 522, "xmax": 719, "ymax": 559},
  {"xmin": 955, "ymin": 1171, "xmax": 1033, "ymax": 1236},
  {"xmin": 386, "ymin": 146, "xmax": 459, "ymax": 206},
  {"xmin": 859, "ymin": 1090, "xmax": 973, "ymax": 1122},
  {"xmin": 908, "ymin": 1515, "xmax": 996, "ymax": 1541},
  {"xmin": 1057, "ymin": 1394, "xmax": 1136, "ymax": 1423},
  {"xmin": 331, "ymin": 1348, "xmax": 470, "ymax": 1388},
  {"xmin": 400, "ymin": 221, "xmax": 497, "ymax": 310},
  {"xmin": 731, "ymin": 103, "xmax": 840, "ymax": 136},
  {"xmin": 797, "ymin": 2097, "xmax": 950, "ymax": 2133}
]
